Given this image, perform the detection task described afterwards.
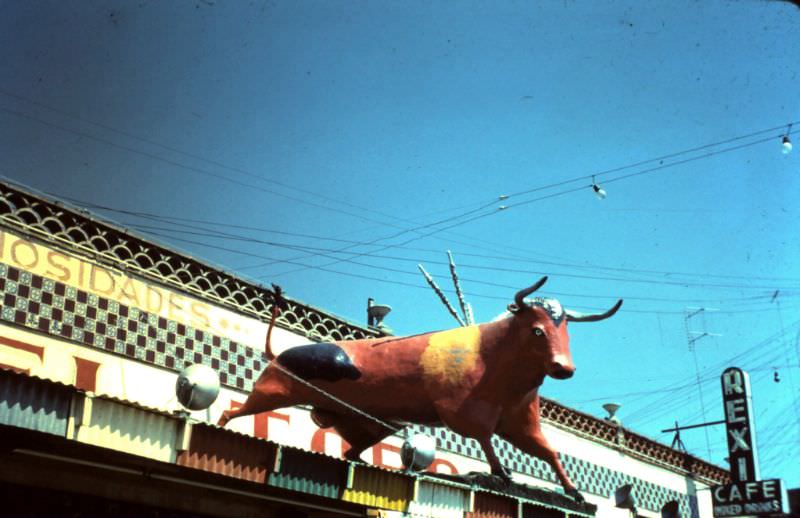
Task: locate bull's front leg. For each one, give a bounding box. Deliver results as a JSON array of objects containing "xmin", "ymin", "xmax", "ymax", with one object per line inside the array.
[
  {"xmin": 476, "ymin": 436, "xmax": 512, "ymax": 482},
  {"xmin": 498, "ymin": 395, "xmax": 584, "ymax": 502},
  {"xmin": 439, "ymin": 403, "xmax": 511, "ymax": 483}
]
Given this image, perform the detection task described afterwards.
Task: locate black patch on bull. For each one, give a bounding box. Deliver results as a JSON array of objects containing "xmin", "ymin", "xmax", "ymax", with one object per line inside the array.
[{"xmin": 276, "ymin": 343, "xmax": 362, "ymax": 382}]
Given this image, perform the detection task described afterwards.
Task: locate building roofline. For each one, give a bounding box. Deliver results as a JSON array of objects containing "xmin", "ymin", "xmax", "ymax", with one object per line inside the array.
[
  {"xmin": 0, "ymin": 178, "xmax": 730, "ymax": 485},
  {"xmin": 0, "ymin": 178, "xmax": 381, "ymax": 342}
]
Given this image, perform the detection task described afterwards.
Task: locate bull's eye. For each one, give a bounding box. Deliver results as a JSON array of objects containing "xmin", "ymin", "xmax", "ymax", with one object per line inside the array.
[{"xmin": 533, "ymin": 327, "xmax": 544, "ymax": 337}]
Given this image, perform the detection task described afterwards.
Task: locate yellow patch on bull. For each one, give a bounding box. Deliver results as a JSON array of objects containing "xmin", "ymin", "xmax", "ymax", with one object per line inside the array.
[{"xmin": 420, "ymin": 325, "xmax": 481, "ymax": 385}]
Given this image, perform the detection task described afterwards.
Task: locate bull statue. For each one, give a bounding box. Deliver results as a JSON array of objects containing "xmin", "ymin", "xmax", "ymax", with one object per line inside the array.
[{"xmin": 218, "ymin": 277, "xmax": 622, "ymax": 500}]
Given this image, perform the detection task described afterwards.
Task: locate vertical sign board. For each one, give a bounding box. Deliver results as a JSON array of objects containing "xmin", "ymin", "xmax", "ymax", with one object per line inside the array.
[
  {"xmin": 711, "ymin": 368, "xmax": 786, "ymax": 517},
  {"xmin": 722, "ymin": 367, "xmax": 759, "ymax": 482}
]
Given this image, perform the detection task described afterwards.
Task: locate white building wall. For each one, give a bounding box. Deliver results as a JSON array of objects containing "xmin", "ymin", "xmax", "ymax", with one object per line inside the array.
[{"xmin": 0, "ymin": 225, "xmax": 722, "ymax": 518}]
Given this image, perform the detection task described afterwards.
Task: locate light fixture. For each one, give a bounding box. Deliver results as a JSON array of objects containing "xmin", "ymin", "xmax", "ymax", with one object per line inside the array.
[
  {"xmin": 367, "ymin": 298, "xmax": 392, "ymax": 329},
  {"xmin": 592, "ymin": 176, "xmax": 607, "ymax": 200},
  {"xmin": 603, "ymin": 402, "xmax": 622, "ymax": 426},
  {"xmin": 401, "ymin": 433, "xmax": 436, "ymax": 471},
  {"xmin": 175, "ymin": 364, "xmax": 220, "ymax": 411},
  {"xmin": 782, "ymin": 135, "xmax": 793, "ymax": 155},
  {"xmin": 782, "ymin": 124, "xmax": 793, "ymax": 155}
]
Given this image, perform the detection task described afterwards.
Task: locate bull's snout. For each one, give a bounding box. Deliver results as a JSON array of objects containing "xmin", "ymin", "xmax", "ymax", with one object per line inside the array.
[{"xmin": 548, "ymin": 355, "xmax": 575, "ymax": 380}]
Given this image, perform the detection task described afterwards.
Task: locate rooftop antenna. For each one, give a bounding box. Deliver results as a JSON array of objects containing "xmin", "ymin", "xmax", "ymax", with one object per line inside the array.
[
  {"xmin": 684, "ymin": 307, "xmax": 721, "ymax": 460},
  {"xmin": 418, "ymin": 251, "xmax": 477, "ymax": 326},
  {"xmin": 417, "ymin": 264, "xmax": 465, "ymax": 326},
  {"xmin": 447, "ymin": 250, "xmax": 474, "ymax": 325}
]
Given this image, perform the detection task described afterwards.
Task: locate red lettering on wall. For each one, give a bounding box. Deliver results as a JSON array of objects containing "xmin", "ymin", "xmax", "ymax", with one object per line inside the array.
[
  {"xmin": 428, "ymin": 458, "xmax": 459, "ymax": 475},
  {"xmin": 372, "ymin": 442, "xmax": 402, "ymax": 470},
  {"xmin": 72, "ymin": 356, "xmax": 101, "ymax": 392},
  {"xmin": 228, "ymin": 401, "xmax": 290, "ymax": 439},
  {"xmin": 311, "ymin": 428, "xmax": 351, "ymax": 458},
  {"xmin": 0, "ymin": 336, "xmax": 45, "ymax": 364},
  {"xmin": 254, "ymin": 410, "xmax": 290, "ymax": 439}
]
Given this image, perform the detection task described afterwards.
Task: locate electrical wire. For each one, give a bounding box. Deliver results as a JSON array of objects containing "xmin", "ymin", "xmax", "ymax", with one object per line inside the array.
[
  {"xmin": 120, "ymin": 221, "xmax": 800, "ymax": 310},
  {"xmin": 6, "ymin": 98, "xmax": 798, "ymax": 288},
  {"xmin": 57, "ymin": 193, "xmax": 800, "ymax": 285},
  {"xmin": 569, "ymin": 321, "xmax": 800, "ymax": 422},
  {"xmin": 0, "ymin": 88, "xmax": 431, "ymax": 226},
  {"xmin": 269, "ymin": 125, "xmax": 799, "ymax": 276},
  {"xmin": 128, "ymin": 226, "xmax": 800, "ymax": 316},
  {"xmin": 9, "ymin": 87, "xmax": 797, "ymax": 243},
  {"xmin": 0, "ymin": 106, "xmax": 416, "ymax": 231},
  {"xmin": 68, "ymin": 193, "xmax": 797, "ymax": 293}
]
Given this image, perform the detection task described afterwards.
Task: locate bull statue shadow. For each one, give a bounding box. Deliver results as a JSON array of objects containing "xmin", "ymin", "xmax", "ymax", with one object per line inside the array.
[{"xmin": 218, "ymin": 277, "xmax": 622, "ymax": 502}]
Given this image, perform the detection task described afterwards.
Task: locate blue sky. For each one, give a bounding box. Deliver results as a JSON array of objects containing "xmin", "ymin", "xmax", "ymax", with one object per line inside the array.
[{"xmin": 2, "ymin": 0, "xmax": 799, "ymax": 487}]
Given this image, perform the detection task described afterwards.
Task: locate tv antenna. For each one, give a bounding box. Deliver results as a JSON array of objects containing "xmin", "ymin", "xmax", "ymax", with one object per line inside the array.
[
  {"xmin": 418, "ymin": 251, "xmax": 474, "ymax": 326},
  {"xmin": 684, "ymin": 307, "xmax": 721, "ymax": 461}
]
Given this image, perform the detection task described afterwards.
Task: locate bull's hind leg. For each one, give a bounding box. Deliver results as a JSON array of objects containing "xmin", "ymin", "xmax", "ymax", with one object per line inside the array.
[
  {"xmin": 313, "ymin": 410, "xmax": 396, "ymax": 462},
  {"xmin": 498, "ymin": 397, "xmax": 583, "ymax": 501},
  {"xmin": 217, "ymin": 376, "xmax": 299, "ymax": 427}
]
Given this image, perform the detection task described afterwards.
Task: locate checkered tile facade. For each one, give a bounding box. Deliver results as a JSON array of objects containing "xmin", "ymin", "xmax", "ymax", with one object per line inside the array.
[
  {"xmin": 409, "ymin": 427, "xmax": 700, "ymax": 516},
  {"xmin": 0, "ymin": 263, "xmax": 269, "ymax": 392},
  {"xmin": 2, "ymin": 261, "xmax": 699, "ymax": 516}
]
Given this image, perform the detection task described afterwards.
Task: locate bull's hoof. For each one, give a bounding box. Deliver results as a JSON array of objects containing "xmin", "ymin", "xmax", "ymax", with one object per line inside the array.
[
  {"xmin": 565, "ymin": 487, "xmax": 585, "ymax": 503},
  {"xmin": 458, "ymin": 471, "xmax": 511, "ymax": 491},
  {"xmin": 491, "ymin": 465, "xmax": 513, "ymax": 485}
]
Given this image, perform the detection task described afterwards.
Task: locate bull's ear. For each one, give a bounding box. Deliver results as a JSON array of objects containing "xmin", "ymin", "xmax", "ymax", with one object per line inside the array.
[{"xmin": 507, "ymin": 303, "xmax": 520, "ymax": 314}]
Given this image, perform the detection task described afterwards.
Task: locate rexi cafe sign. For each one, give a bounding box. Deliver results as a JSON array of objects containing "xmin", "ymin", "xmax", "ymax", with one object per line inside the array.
[{"xmin": 711, "ymin": 367, "xmax": 786, "ymax": 517}]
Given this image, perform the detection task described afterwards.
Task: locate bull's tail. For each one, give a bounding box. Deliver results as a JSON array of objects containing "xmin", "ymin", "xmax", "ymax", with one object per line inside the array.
[{"xmin": 264, "ymin": 284, "xmax": 287, "ymax": 361}]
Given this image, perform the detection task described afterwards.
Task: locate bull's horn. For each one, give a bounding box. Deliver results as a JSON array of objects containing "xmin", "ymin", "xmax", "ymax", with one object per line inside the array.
[
  {"xmin": 565, "ymin": 300, "xmax": 623, "ymax": 322},
  {"xmin": 513, "ymin": 276, "xmax": 548, "ymax": 309}
]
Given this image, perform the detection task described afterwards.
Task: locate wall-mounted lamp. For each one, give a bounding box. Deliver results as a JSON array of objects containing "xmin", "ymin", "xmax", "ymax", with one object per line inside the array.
[
  {"xmin": 367, "ymin": 298, "xmax": 392, "ymax": 331},
  {"xmin": 592, "ymin": 176, "xmax": 607, "ymax": 199},
  {"xmin": 782, "ymin": 124, "xmax": 793, "ymax": 155},
  {"xmin": 603, "ymin": 402, "xmax": 622, "ymax": 426}
]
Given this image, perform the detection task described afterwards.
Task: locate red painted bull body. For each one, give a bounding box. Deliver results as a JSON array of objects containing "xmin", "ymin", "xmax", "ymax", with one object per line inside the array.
[{"xmin": 218, "ymin": 277, "xmax": 622, "ymax": 499}]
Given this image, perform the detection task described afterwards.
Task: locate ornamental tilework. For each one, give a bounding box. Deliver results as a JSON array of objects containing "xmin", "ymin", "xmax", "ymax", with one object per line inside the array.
[
  {"xmin": 409, "ymin": 427, "xmax": 699, "ymax": 516},
  {"xmin": 1, "ymin": 261, "xmax": 699, "ymax": 517},
  {"xmin": 0, "ymin": 263, "xmax": 266, "ymax": 392}
]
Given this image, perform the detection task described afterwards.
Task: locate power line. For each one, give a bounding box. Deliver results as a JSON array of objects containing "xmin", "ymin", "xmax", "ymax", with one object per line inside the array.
[
  {"xmin": 502, "ymin": 121, "xmax": 800, "ymax": 199},
  {"xmin": 123, "ymin": 220, "xmax": 800, "ymax": 293},
  {"xmin": 279, "ymin": 125, "xmax": 797, "ymax": 272},
  {"xmin": 568, "ymin": 322, "xmax": 800, "ymax": 427},
  {"xmin": 0, "ymin": 106, "xmax": 417, "ymax": 231},
  {"xmin": 6, "ymin": 98, "xmax": 798, "ymax": 286},
  {"xmin": 60, "ymin": 194, "xmax": 800, "ymax": 284},
  {"xmin": 118, "ymin": 220, "xmax": 800, "ymax": 303},
  {"xmin": 129, "ymin": 225, "xmax": 800, "ymax": 316},
  {"xmin": 10, "ymin": 87, "xmax": 796, "ymax": 240},
  {"xmin": 620, "ymin": 324, "xmax": 800, "ymax": 429},
  {"xmin": 0, "ymin": 88, "xmax": 426, "ymax": 225}
]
